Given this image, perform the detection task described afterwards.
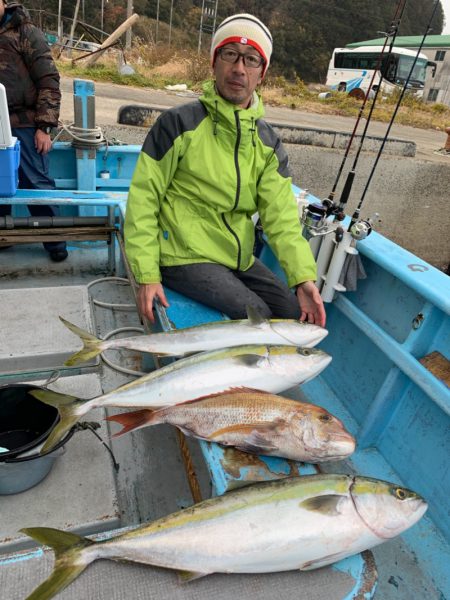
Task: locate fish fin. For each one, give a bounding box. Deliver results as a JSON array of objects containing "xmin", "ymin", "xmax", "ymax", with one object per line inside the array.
[
  {"xmin": 246, "ymin": 305, "xmax": 266, "ymax": 326},
  {"xmin": 299, "ymin": 494, "xmax": 345, "ymax": 516},
  {"xmin": 233, "ymin": 442, "xmax": 276, "ymax": 455},
  {"xmin": 173, "ymin": 387, "xmax": 271, "ymax": 404},
  {"xmin": 106, "ymin": 409, "xmax": 156, "ymax": 436},
  {"xmin": 226, "ymin": 387, "xmax": 276, "ymax": 395},
  {"xmin": 30, "ymin": 389, "xmax": 85, "ymax": 454},
  {"xmin": 233, "ymin": 436, "xmax": 278, "ymax": 454},
  {"xmin": 177, "ymin": 569, "xmax": 210, "ymax": 583},
  {"xmin": 21, "ymin": 527, "xmax": 96, "ymax": 600},
  {"xmin": 210, "ymin": 420, "xmax": 284, "ymax": 441},
  {"xmin": 215, "ymin": 422, "xmax": 286, "ymax": 455},
  {"xmin": 299, "ymin": 549, "xmax": 352, "ymax": 570},
  {"xmin": 60, "ymin": 316, "xmax": 104, "ymax": 366}
]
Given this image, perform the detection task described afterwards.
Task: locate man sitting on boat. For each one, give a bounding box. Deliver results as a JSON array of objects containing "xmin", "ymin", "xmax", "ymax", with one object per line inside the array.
[{"xmin": 125, "ymin": 13, "xmax": 325, "ymax": 326}]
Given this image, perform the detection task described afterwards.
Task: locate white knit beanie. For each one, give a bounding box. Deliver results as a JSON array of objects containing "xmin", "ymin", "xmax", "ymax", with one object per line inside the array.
[{"xmin": 211, "ymin": 13, "xmax": 273, "ymax": 77}]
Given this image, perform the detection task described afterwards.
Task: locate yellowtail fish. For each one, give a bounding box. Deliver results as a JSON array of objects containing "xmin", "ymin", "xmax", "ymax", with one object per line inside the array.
[
  {"xmin": 107, "ymin": 389, "xmax": 355, "ymax": 462},
  {"xmin": 32, "ymin": 345, "xmax": 331, "ymax": 454},
  {"xmin": 61, "ymin": 305, "xmax": 328, "ymax": 366},
  {"xmin": 22, "ymin": 474, "xmax": 427, "ymax": 599}
]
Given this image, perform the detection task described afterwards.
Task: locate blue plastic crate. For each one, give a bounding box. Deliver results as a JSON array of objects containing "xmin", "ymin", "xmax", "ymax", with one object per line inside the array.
[{"xmin": 0, "ymin": 139, "xmax": 20, "ymax": 197}]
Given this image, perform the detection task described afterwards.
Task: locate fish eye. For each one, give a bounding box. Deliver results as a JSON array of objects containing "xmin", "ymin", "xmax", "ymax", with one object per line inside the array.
[
  {"xmin": 395, "ymin": 488, "xmax": 407, "ymax": 500},
  {"xmin": 318, "ymin": 414, "xmax": 331, "ymax": 422},
  {"xmin": 300, "ymin": 348, "xmax": 311, "ymax": 356}
]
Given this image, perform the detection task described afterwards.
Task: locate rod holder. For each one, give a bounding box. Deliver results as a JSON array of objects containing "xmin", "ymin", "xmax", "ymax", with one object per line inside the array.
[{"xmin": 320, "ymin": 230, "xmax": 358, "ymax": 303}]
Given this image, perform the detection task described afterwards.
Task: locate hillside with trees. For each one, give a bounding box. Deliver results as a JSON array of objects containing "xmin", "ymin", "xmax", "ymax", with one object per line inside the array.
[{"xmin": 25, "ymin": 0, "xmax": 444, "ymax": 82}]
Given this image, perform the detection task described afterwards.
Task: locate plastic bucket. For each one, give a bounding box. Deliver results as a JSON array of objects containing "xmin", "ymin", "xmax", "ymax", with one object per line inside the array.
[{"xmin": 0, "ymin": 384, "xmax": 74, "ymax": 494}]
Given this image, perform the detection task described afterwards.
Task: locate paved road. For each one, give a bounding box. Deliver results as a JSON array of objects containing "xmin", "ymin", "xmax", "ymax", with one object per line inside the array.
[{"xmin": 60, "ymin": 76, "xmax": 449, "ymax": 163}]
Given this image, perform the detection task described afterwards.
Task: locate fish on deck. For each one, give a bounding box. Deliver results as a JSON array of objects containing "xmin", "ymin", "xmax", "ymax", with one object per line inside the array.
[
  {"xmin": 60, "ymin": 305, "xmax": 328, "ymax": 366},
  {"xmin": 22, "ymin": 474, "xmax": 427, "ymax": 600},
  {"xmin": 107, "ymin": 388, "xmax": 356, "ymax": 462},
  {"xmin": 31, "ymin": 345, "xmax": 331, "ymax": 454}
]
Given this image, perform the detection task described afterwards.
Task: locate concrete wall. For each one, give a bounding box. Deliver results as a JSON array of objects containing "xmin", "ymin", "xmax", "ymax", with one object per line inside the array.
[
  {"xmin": 287, "ymin": 144, "xmax": 450, "ymax": 270},
  {"xmin": 104, "ymin": 120, "xmax": 449, "ymax": 271}
]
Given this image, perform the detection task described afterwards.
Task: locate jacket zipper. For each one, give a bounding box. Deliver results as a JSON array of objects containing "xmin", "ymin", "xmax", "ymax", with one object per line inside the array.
[{"xmin": 221, "ymin": 111, "xmax": 242, "ymax": 270}]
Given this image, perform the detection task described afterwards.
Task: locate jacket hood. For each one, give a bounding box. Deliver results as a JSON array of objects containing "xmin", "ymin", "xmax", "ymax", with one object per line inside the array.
[
  {"xmin": 2, "ymin": 3, "xmax": 31, "ymax": 29},
  {"xmin": 200, "ymin": 79, "xmax": 265, "ymax": 127}
]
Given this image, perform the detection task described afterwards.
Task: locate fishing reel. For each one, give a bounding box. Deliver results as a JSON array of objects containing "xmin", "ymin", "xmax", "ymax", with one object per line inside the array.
[
  {"xmin": 300, "ymin": 196, "xmax": 346, "ymax": 239},
  {"xmin": 301, "ymin": 202, "xmax": 328, "ymax": 234},
  {"xmin": 322, "ymin": 197, "xmax": 346, "ymax": 222},
  {"xmin": 349, "ymin": 212, "xmax": 380, "ymax": 241}
]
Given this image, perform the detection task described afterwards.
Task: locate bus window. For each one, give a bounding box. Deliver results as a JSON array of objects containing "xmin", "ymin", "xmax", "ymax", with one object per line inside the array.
[
  {"xmin": 334, "ymin": 52, "xmax": 381, "ymax": 70},
  {"xmin": 396, "ymin": 56, "xmax": 427, "ymax": 84},
  {"xmin": 382, "ymin": 56, "xmax": 398, "ymax": 82}
]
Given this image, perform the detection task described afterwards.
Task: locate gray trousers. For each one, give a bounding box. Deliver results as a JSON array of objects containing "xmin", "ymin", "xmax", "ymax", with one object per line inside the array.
[{"xmin": 161, "ymin": 258, "xmax": 300, "ymax": 320}]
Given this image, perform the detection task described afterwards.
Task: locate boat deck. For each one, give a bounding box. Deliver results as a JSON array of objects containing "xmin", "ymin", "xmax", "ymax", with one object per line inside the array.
[{"xmin": 0, "ymin": 237, "xmax": 447, "ymax": 599}]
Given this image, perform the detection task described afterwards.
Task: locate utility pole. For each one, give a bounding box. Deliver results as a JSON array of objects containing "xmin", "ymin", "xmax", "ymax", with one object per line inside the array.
[
  {"xmin": 125, "ymin": 0, "xmax": 133, "ymax": 49},
  {"xmin": 68, "ymin": 0, "xmax": 81, "ymax": 57},
  {"xmin": 168, "ymin": 0, "xmax": 174, "ymax": 47},
  {"xmin": 57, "ymin": 0, "xmax": 62, "ymax": 43},
  {"xmin": 198, "ymin": 0, "xmax": 218, "ymax": 54},
  {"xmin": 156, "ymin": 0, "xmax": 160, "ymax": 44}
]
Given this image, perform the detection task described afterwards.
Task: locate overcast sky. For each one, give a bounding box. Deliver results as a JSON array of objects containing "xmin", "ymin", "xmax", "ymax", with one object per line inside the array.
[{"xmin": 441, "ymin": 0, "xmax": 450, "ymax": 33}]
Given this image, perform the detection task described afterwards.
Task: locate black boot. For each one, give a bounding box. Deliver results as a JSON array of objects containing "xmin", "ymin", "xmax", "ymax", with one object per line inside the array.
[{"xmin": 49, "ymin": 249, "xmax": 68, "ymax": 262}]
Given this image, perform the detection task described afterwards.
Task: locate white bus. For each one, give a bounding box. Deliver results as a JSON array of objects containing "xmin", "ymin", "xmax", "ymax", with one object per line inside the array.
[{"xmin": 326, "ymin": 46, "xmax": 434, "ymax": 98}]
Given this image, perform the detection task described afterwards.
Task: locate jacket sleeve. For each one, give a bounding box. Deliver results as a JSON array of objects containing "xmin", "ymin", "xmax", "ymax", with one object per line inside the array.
[
  {"xmin": 124, "ymin": 117, "xmax": 182, "ymax": 283},
  {"xmin": 21, "ymin": 24, "xmax": 61, "ymax": 127},
  {"xmin": 257, "ymin": 136, "xmax": 317, "ymax": 288}
]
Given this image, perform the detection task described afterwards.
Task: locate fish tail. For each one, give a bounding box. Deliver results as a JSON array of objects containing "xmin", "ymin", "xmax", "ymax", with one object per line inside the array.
[
  {"xmin": 106, "ymin": 408, "xmax": 156, "ymax": 437},
  {"xmin": 21, "ymin": 527, "xmax": 96, "ymax": 600},
  {"xmin": 30, "ymin": 389, "xmax": 86, "ymax": 453},
  {"xmin": 60, "ymin": 316, "xmax": 104, "ymax": 366}
]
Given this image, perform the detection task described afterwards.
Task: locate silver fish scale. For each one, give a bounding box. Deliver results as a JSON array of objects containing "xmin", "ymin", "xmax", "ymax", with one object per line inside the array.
[{"xmin": 94, "ymin": 348, "xmax": 330, "ymax": 410}]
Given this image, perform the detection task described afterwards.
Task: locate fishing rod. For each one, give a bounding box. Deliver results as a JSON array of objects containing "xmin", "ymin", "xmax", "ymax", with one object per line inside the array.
[
  {"xmin": 300, "ymin": 0, "xmax": 408, "ymax": 239},
  {"xmin": 325, "ymin": 0, "xmax": 407, "ymax": 218},
  {"xmin": 335, "ymin": 3, "xmax": 409, "ymax": 215},
  {"xmin": 348, "ymin": 0, "xmax": 440, "ymax": 231},
  {"xmin": 303, "ymin": 0, "xmax": 436, "ymax": 302}
]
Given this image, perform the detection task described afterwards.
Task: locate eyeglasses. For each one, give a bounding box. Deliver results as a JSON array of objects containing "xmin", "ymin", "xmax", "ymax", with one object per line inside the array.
[{"xmin": 217, "ymin": 47, "xmax": 264, "ymax": 69}]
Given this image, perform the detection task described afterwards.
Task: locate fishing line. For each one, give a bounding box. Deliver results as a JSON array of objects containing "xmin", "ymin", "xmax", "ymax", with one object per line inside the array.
[
  {"xmin": 336, "ymin": 0, "xmax": 408, "ymax": 213},
  {"xmin": 349, "ymin": 0, "xmax": 440, "ymax": 229},
  {"xmin": 327, "ymin": 0, "xmax": 407, "ymax": 210}
]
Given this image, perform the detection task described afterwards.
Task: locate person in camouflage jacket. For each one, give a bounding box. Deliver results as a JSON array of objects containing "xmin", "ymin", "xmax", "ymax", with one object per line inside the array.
[
  {"xmin": 0, "ymin": 0, "xmax": 67, "ymax": 261},
  {"xmin": 0, "ymin": 1, "xmax": 60, "ymax": 130}
]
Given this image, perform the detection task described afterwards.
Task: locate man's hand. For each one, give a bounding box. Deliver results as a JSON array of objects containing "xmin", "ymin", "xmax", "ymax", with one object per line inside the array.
[
  {"xmin": 34, "ymin": 130, "xmax": 52, "ymax": 154},
  {"xmin": 296, "ymin": 281, "xmax": 326, "ymax": 328},
  {"xmin": 137, "ymin": 283, "xmax": 169, "ymax": 324}
]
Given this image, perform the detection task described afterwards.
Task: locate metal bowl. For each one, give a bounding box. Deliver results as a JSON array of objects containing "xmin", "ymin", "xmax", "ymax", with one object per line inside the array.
[
  {"xmin": 0, "ymin": 384, "xmax": 60, "ymax": 459},
  {"xmin": 0, "ymin": 384, "xmax": 75, "ymax": 494}
]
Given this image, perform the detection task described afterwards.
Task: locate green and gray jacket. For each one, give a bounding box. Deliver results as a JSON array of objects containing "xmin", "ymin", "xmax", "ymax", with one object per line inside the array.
[{"xmin": 125, "ymin": 80, "xmax": 317, "ymax": 288}]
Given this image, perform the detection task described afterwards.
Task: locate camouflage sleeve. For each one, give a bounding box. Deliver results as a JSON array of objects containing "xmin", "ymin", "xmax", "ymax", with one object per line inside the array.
[{"xmin": 20, "ymin": 24, "xmax": 61, "ymax": 127}]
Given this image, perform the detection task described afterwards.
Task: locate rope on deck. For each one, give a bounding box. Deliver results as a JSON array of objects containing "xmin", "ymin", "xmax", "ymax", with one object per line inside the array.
[{"xmin": 176, "ymin": 429, "xmax": 203, "ymax": 503}]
